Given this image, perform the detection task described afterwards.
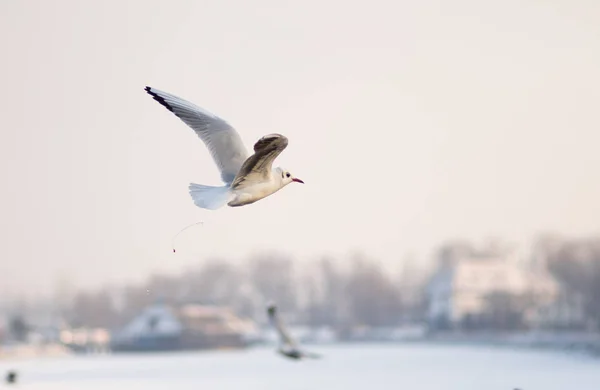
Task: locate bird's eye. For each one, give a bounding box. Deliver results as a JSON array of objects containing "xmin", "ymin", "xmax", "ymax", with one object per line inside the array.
[{"xmin": 286, "ymin": 173, "xmax": 291, "ymax": 178}]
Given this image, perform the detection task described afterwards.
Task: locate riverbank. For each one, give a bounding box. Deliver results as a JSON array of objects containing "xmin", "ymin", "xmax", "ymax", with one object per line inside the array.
[
  {"xmin": 0, "ymin": 342, "xmax": 71, "ymax": 360},
  {"xmin": 417, "ymin": 331, "xmax": 600, "ymax": 357},
  {"xmin": 2, "ymin": 344, "xmax": 597, "ymax": 390}
]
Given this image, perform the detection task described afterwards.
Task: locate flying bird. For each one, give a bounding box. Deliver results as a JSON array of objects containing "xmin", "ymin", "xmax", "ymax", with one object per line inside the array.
[
  {"xmin": 144, "ymin": 86, "xmax": 304, "ymax": 210},
  {"xmin": 267, "ymin": 303, "xmax": 321, "ymax": 360}
]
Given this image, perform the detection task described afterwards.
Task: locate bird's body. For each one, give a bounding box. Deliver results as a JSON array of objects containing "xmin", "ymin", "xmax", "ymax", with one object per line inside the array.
[
  {"xmin": 228, "ymin": 176, "xmax": 282, "ymax": 207},
  {"xmin": 267, "ymin": 304, "xmax": 321, "ymax": 361},
  {"xmin": 144, "ymin": 87, "xmax": 303, "ymax": 210}
]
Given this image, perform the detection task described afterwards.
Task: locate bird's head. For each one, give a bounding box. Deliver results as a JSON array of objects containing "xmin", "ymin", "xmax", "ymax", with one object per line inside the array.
[{"xmin": 277, "ymin": 167, "xmax": 304, "ymax": 186}]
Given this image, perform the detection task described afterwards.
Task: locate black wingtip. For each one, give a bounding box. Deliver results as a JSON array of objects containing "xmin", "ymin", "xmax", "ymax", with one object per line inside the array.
[{"xmin": 144, "ymin": 86, "xmax": 174, "ymax": 113}]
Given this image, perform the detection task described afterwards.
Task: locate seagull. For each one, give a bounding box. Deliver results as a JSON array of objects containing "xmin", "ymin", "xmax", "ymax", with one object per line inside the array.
[
  {"xmin": 267, "ymin": 303, "xmax": 321, "ymax": 360},
  {"xmin": 144, "ymin": 86, "xmax": 304, "ymax": 210}
]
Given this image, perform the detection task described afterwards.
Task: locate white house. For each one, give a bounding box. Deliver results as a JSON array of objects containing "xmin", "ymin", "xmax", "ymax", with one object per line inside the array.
[{"xmin": 427, "ymin": 249, "xmax": 561, "ymax": 329}]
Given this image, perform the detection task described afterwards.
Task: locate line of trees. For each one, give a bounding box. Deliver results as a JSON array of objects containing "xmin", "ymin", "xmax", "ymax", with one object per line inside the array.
[
  {"xmin": 7, "ymin": 235, "xmax": 599, "ymax": 341},
  {"xmin": 64, "ymin": 253, "xmax": 428, "ymax": 332},
  {"xmin": 546, "ymin": 237, "xmax": 600, "ymax": 329}
]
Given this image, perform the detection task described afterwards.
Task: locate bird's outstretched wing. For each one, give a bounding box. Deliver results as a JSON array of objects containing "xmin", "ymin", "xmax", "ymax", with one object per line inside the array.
[
  {"xmin": 267, "ymin": 304, "xmax": 297, "ymax": 348},
  {"xmin": 145, "ymin": 86, "xmax": 248, "ymax": 184},
  {"xmin": 231, "ymin": 134, "xmax": 288, "ymax": 189}
]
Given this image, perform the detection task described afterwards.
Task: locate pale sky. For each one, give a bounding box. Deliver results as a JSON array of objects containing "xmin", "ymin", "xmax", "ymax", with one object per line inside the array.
[{"xmin": 1, "ymin": 0, "xmax": 599, "ymax": 298}]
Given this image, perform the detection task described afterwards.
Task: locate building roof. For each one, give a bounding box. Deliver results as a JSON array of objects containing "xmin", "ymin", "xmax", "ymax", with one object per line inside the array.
[
  {"xmin": 114, "ymin": 303, "xmax": 257, "ymax": 341},
  {"xmin": 115, "ymin": 303, "xmax": 182, "ymax": 340}
]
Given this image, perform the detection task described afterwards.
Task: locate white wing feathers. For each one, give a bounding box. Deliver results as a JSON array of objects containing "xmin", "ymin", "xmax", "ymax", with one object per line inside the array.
[{"xmin": 145, "ymin": 86, "xmax": 248, "ymax": 184}]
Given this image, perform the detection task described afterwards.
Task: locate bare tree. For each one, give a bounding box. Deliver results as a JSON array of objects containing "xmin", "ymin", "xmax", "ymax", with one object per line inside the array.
[
  {"xmin": 547, "ymin": 238, "xmax": 600, "ymax": 329},
  {"xmin": 179, "ymin": 259, "xmax": 242, "ymax": 305},
  {"xmin": 247, "ymin": 253, "xmax": 298, "ymax": 313},
  {"xmin": 344, "ymin": 254, "xmax": 403, "ymax": 328},
  {"xmin": 483, "ymin": 291, "xmax": 527, "ymax": 331},
  {"xmin": 70, "ymin": 289, "xmax": 118, "ymax": 328},
  {"xmin": 8, "ymin": 315, "xmax": 30, "ymax": 342}
]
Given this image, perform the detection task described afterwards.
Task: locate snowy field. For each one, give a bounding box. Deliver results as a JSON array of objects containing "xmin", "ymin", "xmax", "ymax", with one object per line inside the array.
[{"xmin": 1, "ymin": 344, "xmax": 598, "ymax": 390}]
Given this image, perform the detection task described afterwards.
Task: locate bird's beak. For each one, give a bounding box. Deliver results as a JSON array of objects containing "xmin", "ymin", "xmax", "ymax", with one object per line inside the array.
[{"xmin": 292, "ymin": 178, "xmax": 304, "ymax": 184}]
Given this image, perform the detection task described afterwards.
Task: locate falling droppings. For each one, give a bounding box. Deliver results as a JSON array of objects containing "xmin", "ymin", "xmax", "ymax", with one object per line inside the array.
[{"xmin": 171, "ymin": 221, "xmax": 204, "ymax": 253}]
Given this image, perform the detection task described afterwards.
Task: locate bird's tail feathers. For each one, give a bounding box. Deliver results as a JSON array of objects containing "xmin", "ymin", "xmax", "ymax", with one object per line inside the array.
[{"xmin": 188, "ymin": 183, "xmax": 231, "ymax": 210}]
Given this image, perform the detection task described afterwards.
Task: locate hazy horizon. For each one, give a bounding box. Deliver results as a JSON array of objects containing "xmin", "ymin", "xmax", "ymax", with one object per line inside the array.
[{"xmin": 1, "ymin": 0, "xmax": 599, "ymax": 297}]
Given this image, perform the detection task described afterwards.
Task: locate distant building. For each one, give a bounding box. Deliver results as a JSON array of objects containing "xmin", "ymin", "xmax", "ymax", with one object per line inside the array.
[
  {"xmin": 111, "ymin": 303, "xmax": 257, "ymax": 352},
  {"xmin": 426, "ymin": 248, "xmax": 564, "ymax": 331}
]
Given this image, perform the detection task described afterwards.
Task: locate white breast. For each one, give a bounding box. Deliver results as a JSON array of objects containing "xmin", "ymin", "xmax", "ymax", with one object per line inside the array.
[{"xmin": 228, "ymin": 179, "xmax": 282, "ymax": 207}]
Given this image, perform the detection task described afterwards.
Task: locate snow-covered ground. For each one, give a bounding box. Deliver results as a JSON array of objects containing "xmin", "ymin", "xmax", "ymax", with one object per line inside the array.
[{"xmin": 2, "ymin": 344, "xmax": 599, "ymax": 390}]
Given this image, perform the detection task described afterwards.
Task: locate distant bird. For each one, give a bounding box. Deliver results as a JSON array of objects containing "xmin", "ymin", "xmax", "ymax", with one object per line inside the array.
[
  {"xmin": 267, "ymin": 303, "xmax": 321, "ymax": 360},
  {"xmin": 5, "ymin": 370, "xmax": 17, "ymax": 385},
  {"xmin": 144, "ymin": 87, "xmax": 304, "ymax": 210}
]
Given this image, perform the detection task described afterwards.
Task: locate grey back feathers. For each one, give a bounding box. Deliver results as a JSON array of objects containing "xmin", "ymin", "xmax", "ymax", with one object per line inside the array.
[{"xmin": 231, "ymin": 134, "xmax": 289, "ymax": 190}]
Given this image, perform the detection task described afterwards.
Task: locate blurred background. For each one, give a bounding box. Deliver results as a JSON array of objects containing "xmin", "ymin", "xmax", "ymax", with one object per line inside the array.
[{"xmin": 1, "ymin": 0, "xmax": 599, "ymax": 389}]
